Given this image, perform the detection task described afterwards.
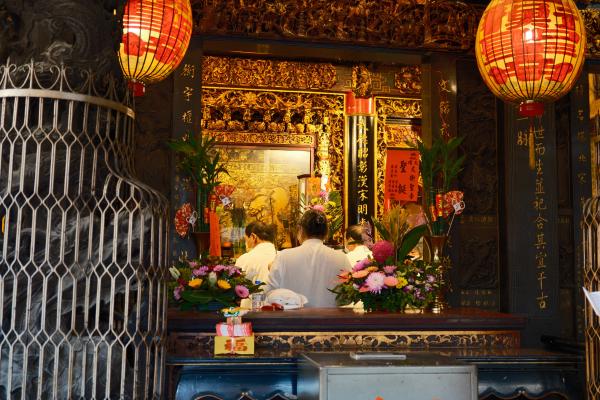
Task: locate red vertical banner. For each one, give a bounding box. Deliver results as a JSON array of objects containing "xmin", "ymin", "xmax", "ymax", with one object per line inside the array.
[{"xmin": 384, "ymin": 149, "xmax": 420, "ymax": 207}]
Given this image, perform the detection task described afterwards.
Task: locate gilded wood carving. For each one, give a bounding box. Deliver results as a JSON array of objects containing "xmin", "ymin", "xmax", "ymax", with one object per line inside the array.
[
  {"xmin": 191, "ymin": 0, "xmax": 481, "ymax": 51},
  {"xmin": 202, "ymin": 56, "xmax": 337, "ymax": 90}
]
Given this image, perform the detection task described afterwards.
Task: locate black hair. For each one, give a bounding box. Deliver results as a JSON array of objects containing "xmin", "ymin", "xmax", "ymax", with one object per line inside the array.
[
  {"xmin": 299, "ymin": 209, "xmax": 328, "ymax": 240},
  {"xmin": 245, "ymin": 221, "xmax": 276, "ymax": 243},
  {"xmin": 345, "ymin": 224, "xmax": 365, "ymax": 244}
]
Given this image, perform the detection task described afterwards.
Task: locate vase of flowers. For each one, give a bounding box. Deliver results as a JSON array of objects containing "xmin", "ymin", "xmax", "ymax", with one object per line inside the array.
[
  {"xmin": 332, "ymin": 205, "xmax": 434, "ymax": 312},
  {"xmin": 412, "ymin": 136, "xmax": 466, "ymax": 312},
  {"xmin": 169, "ymin": 257, "xmax": 263, "ymax": 311}
]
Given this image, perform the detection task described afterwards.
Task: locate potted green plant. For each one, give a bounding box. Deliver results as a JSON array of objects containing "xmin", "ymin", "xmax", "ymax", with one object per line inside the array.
[{"xmin": 168, "ymin": 134, "xmax": 228, "ymax": 253}]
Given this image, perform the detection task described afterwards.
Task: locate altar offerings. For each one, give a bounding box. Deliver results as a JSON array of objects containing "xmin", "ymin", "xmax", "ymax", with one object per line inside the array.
[{"xmin": 298, "ymin": 352, "xmax": 477, "ymax": 400}]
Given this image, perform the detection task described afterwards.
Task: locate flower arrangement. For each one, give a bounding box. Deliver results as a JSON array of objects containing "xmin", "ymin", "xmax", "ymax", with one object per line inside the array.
[
  {"xmin": 333, "ymin": 255, "xmax": 438, "ymax": 312},
  {"xmin": 332, "ymin": 205, "xmax": 435, "ymax": 312},
  {"xmin": 169, "ymin": 257, "xmax": 263, "ymax": 311},
  {"xmin": 412, "ymin": 136, "xmax": 465, "ymax": 236}
]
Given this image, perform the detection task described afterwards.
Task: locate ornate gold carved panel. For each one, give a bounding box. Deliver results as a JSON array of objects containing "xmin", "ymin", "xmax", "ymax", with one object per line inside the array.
[
  {"xmin": 169, "ymin": 330, "xmax": 520, "ymax": 351},
  {"xmin": 200, "ymin": 88, "xmax": 345, "ymax": 192},
  {"xmin": 584, "ymin": 9, "xmax": 600, "ymax": 59},
  {"xmin": 192, "ymin": 0, "xmax": 480, "ymax": 51},
  {"xmin": 202, "ymin": 56, "xmax": 337, "ymax": 90}
]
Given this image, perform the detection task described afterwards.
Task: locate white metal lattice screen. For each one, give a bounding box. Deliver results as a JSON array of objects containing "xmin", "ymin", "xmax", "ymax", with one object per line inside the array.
[{"xmin": 0, "ymin": 62, "xmax": 168, "ymax": 399}]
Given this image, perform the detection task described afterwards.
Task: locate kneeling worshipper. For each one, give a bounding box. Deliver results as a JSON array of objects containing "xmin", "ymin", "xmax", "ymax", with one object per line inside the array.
[
  {"xmin": 265, "ymin": 209, "xmax": 352, "ymax": 308},
  {"xmin": 235, "ymin": 221, "xmax": 277, "ymax": 284}
]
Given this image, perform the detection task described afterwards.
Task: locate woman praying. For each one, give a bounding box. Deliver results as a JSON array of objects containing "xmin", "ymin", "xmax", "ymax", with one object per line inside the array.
[{"xmin": 265, "ymin": 209, "xmax": 352, "ymax": 308}]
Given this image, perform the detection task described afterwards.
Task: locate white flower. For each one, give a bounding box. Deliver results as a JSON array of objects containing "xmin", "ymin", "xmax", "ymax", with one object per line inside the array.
[
  {"xmin": 169, "ymin": 267, "xmax": 181, "ymax": 279},
  {"xmin": 208, "ymin": 271, "xmax": 218, "ymax": 285}
]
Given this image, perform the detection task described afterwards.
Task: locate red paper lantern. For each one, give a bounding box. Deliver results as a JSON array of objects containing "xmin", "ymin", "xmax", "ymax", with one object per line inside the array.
[
  {"xmin": 119, "ymin": 0, "xmax": 193, "ymax": 96},
  {"xmin": 475, "ymin": 0, "xmax": 586, "ymax": 117}
]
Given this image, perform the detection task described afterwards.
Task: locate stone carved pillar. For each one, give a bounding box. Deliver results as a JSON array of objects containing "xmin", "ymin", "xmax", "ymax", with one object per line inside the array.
[{"xmin": 0, "ymin": 1, "xmax": 169, "ymax": 398}]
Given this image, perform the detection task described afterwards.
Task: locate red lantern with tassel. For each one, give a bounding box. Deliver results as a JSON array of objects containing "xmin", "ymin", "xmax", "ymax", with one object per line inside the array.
[
  {"xmin": 119, "ymin": 0, "xmax": 193, "ymax": 96},
  {"xmin": 475, "ymin": 0, "xmax": 586, "ymax": 168}
]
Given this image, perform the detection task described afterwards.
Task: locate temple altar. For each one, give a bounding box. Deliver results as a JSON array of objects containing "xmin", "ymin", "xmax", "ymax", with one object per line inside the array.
[{"xmin": 166, "ymin": 308, "xmax": 583, "ymax": 400}]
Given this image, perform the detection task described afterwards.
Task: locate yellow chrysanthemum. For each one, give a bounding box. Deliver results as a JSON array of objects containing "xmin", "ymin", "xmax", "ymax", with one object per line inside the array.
[
  {"xmin": 396, "ymin": 277, "xmax": 408, "ymax": 288},
  {"xmin": 188, "ymin": 278, "xmax": 203, "ymax": 288},
  {"xmin": 367, "ymin": 266, "xmax": 379, "ymax": 272},
  {"xmin": 217, "ymin": 280, "xmax": 231, "ymax": 290}
]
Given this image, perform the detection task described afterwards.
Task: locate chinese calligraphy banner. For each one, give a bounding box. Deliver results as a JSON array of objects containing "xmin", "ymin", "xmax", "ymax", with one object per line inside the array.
[{"xmin": 384, "ymin": 149, "xmax": 420, "ymax": 203}]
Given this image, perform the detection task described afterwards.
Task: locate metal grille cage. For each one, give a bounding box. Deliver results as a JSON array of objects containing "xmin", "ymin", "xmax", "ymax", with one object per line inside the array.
[
  {"xmin": 584, "ymin": 196, "xmax": 600, "ymax": 399},
  {"xmin": 0, "ymin": 62, "xmax": 168, "ymax": 399}
]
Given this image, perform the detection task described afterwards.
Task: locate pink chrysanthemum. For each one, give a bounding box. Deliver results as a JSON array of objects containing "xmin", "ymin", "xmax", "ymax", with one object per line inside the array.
[
  {"xmin": 371, "ymin": 240, "xmax": 395, "ymax": 263},
  {"xmin": 383, "ymin": 265, "xmax": 397, "ymax": 274},
  {"xmin": 312, "ymin": 204, "xmax": 325, "ymax": 212},
  {"xmin": 365, "ymin": 272, "xmax": 386, "ymax": 294},
  {"xmin": 352, "ymin": 258, "xmax": 371, "ymax": 272},
  {"xmin": 192, "ymin": 266, "xmax": 209, "ymax": 276},
  {"xmin": 235, "ymin": 285, "xmax": 250, "ymax": 299}
]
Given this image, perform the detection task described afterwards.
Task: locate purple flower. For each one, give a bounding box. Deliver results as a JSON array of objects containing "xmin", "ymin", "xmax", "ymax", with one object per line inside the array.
[
  {"xmin": 352, "ymin": 258, "xmax": 371, "ymax": 272},
  {"xmin": 213, "ymin": 265, "xmax": 226, "ymax": 272},
  {"xmin": 403, "ymin": 284, "xmax": 414, "ymax": 293},
  {"xmin": 371, "ymin": 241, "xmax": 395, "ymax": 263},
  {"xmin": 173, "ymin": 286, "xmax": 183, "ymax": 300},
  {"xmin": 235, "ymin": 285, "xmax": 250, "ymax": 299},
  {"xmin": 365, "ymin": 272, "xmax": 386, "ymax": 294},
  {"xmin": 383, "ymin": 265, "xmax": 397, "ymax": 274},
  {"xmin": 424, "ymin": 283, "xmax": 432, "ymax": 292},
  {"xmin": 415, "ymin": 288, "xmax": 424, "ymax": 300},
  {"xmin": 227, "ymin": 266, "xmax": 241, "ymax": 276},
  {"xmin": 319, "ymin": 190, "xmax": 329, "ymax": 201},
  {"xmin": 192, "ymin": 266, "xmax": 209, "ymax": 276},
  {"xmin": 188, "ymin": 260, "xmax": 199, "ymax": 268}
]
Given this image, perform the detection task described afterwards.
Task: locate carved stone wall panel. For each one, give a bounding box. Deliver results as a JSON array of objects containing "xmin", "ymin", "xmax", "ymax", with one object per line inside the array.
[
  {"xmin": 135, "ymin": 76, "xmax": 174, "ymax": 197},
  {"xmin": 453, "ymin": 59, "xmax": 500, "ymax": 310},
  {"xmin": 191, "ymin": 0, "xmax": 480, "ymax": 51}
]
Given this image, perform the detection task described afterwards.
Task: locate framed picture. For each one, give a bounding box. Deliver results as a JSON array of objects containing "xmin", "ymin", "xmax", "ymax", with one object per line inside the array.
[{"xmin": 215, "ymin": 146, "xmax": 313, "ymax": 252}]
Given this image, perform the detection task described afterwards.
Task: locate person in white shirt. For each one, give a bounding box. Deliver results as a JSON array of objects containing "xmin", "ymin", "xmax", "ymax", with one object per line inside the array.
[
  {"xmin": 345, "ymin": 224, "xmax": 373, "ymax": 267},
  {"xmin": 235, "ymin": 221, "xmax": 277, "ymax": 284},
  {"xmin": 266, "ymin": 209, "xmax": 352, "ymax": 308}
]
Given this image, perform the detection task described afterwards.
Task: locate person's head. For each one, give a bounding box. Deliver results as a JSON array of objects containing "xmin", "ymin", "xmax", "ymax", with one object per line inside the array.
[
  {"xmin": 298, "ymin": 208, "xmax": 328, "ymax": 242},
  {"xmin": 244, "ymin": 221, "xmax": 275, "ymax": 250},
  {"xmin": 345, "ymin": 224, "xmax": 365, "ymax": 251}
]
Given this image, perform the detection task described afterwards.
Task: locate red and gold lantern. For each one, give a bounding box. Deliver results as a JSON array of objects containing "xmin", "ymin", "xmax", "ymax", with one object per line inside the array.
[
  {"xmin": 475, "ymin": 0, "xmax": 586, "ymax": 168},
  {"xmin": 119, "ymin": 0, "xmax": 193, "ymax": 96}
]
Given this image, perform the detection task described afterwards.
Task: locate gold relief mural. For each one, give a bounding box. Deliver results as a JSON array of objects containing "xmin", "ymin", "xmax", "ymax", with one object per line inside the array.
[
  {"xmin": 192, "ymin": 0, "xmax": 480, "ymax": 51},
  {"xmin": 202, "ymin": 56, "xmax": 337, "ymax": 90},
  {"xmin": 216, "ymin": 148, "xmax": 312, "ymax": 249}
]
